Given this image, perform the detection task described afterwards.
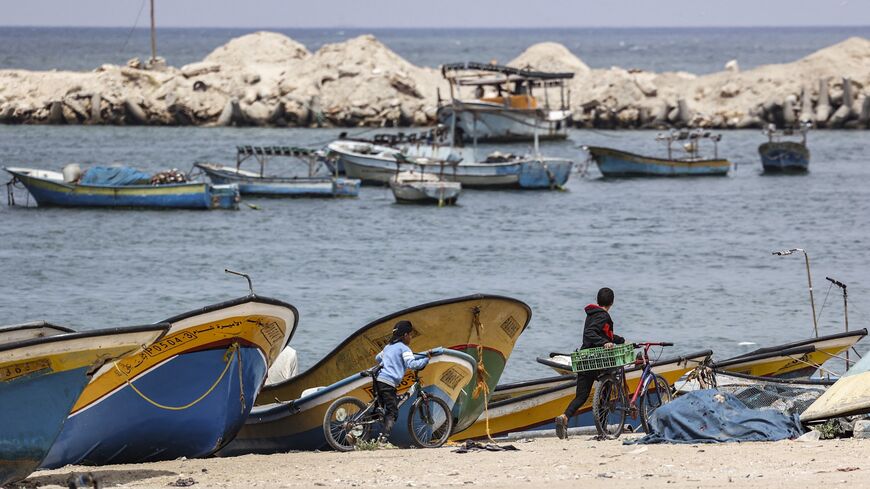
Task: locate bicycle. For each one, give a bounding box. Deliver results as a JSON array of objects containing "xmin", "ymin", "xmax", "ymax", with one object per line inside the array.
[
  {"xmin": 588, "ymin": 342, "xmax": 674, "ymax": 439},
  {"xmin": 322, "ymin": 362, "xmax": 453, "ymax": 451}
]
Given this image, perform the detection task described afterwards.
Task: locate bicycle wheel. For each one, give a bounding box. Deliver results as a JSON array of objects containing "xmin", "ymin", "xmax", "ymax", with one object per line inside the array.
[
  {"xmin": 640, "ymin": 374, "xmax": 673, "ymax": 434},
  {"xmin": 407, "ymin": 395, "xmax": 453, "ymax": 448},
  {"xmin": 323, "ymin": 396, "xmax": 371, "ymax": 452},
  {"xmin": 592, "ymin": 374, "xmax": 627, "ymax": 439}
]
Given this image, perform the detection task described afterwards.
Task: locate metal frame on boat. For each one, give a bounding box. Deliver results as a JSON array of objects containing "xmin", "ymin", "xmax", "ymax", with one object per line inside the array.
[
  {"xmin": 195, "ymin": 145, "xmax": 360, "ymax": 198},
  {"xmin": 437, "ymin": 62, "xmax": 574, "ymax": 143}
]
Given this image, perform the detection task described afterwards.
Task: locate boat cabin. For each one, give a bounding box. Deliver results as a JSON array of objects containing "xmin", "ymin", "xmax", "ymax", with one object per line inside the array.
[{"xmin": 439, "ymin": 62, "xmax": 574, "ymax": 113}]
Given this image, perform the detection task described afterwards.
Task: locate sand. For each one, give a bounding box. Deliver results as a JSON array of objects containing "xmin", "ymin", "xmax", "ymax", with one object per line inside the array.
[{"xmin": 21, "ymin": 435, "xmax": 870, "ymax": 488}]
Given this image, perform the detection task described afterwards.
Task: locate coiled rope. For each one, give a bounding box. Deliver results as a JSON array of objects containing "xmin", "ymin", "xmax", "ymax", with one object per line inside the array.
[{"xmin": 114, "ymin": 342, "xmax": 242, "ymax": 411}]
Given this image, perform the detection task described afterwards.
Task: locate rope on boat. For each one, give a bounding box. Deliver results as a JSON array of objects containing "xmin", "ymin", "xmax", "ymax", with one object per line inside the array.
[
  {"xmin": 114, "ymin": 342, "xmax": 242, "ymax": 411},
  {"xmin": 470, "ymin": 306, "xmax": 495, "ymax": 442}
]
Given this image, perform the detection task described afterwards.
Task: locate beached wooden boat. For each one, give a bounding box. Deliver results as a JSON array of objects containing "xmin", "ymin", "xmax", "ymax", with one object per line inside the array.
[
  {"xmin": 586, "ymin": 129, "xmax": 730, "ymax": 177},
  {"xmin": 390, "ymin": 170, "xmax": 462, "ymax": 205},
  {"xmin": 327, "ymin": 141, "xmax": 572, "ymax": 189},
  {"xmin": 221, "ymin": 349, "xmax": 475, "ymax": 452},
  {"xmin": 4, "ymin": 166, "xmax": 240, "ymax": 209},
  {"xmin": 195, "ymin": 146, "xmax": 360, "ymax": 198},
  {"xmin": 0, "ymin": 323, "xmax": 168, "ymax": 486},
  {"xmin": 436, "ymin": 62, "xmax": 573, "ymax": 143},
  {"xmin": 542, "ymin": 329, "xmax": 866, "ymax": 379},
  {"xmin": 221, "ymin": 294, "xmax": 530, "ymax": 454},
  {"xmin": 41, "ymin": 295, "xmax": 298, "ymax": 468},
  {"xmin": 451, "ymin": 350, "xmax": 712, "ymax": 441},
  {"xmin": 759, "ymin": 125, "xmax": 810, "ymax": 173},
  {"xmin": 802, "ymin": 348, "xmax": 870, "ymax": 422}
]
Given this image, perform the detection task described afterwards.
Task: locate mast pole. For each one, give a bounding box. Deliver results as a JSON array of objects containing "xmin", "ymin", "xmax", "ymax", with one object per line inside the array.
[{"xmin": 150, "ymin": 0, "xmax": 157, "ymax": 63}]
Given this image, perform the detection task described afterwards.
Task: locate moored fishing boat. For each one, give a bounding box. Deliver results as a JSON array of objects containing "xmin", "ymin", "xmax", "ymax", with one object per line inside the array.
[
  {"xmin": 41, "ymin": 294, "xmax": 298, "ymax": 468},
  {"xmin": 436, "ymin": 62, "xmax": 573, "ymax": 143},
  {"xmin": 4, "ymin": 166, "xmax": 240, "ymax": 209},
  {"xmin": 195, "ymin": 146, "xmax": 360, "ymax": 198},
  {"xmin": 221, "ymin": 294, "xmax": 530, "ymax": 454},
  {"xmin": 585, "ymin": 129, "xmax": 730, "ymax": 177},
  {"xmin": 451, "ymin": 350, "xmax": 713, "ymax": 441},
  {"xmin": 221, "ymin": 349, "xmax": 475, "ymax": 452},
  {"xmin": 541, "ymin": 329, "xmax": 867, "ymax": 379},
  {"xmin": 327, "ymin": 140, "xmax": 572, "ymax": 189},
  {"xmin": 0, "ymin": 323, "xmax": 169, "ymax": 486},
  {"xmin": 389, "ymin": 160, "xmax": 462, "ymax": 206},
  {"xmin": 758, "ymin": 124, "xmax": 811, "ymax": 173}
]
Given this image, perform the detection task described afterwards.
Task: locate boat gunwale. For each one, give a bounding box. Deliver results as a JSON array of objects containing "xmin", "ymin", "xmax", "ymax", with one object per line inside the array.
[
  {"xmin": 723, "ymin": 328, "xmax": 867, "ymax": 361},
  {"xmin": 0, "ymin": 322, "xmax": 171, "ymax": 354}
]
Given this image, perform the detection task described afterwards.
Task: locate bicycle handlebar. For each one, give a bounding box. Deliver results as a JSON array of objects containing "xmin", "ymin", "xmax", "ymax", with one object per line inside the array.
[{"xmin": 633, "ymin": 342, "xmax": 674, "ymax": 347}]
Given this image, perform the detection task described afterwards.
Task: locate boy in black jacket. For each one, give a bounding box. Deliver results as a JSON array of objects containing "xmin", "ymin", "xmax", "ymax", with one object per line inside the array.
[{"xmin": 555, "ymin": 287, "xmax": 625, "ymax": 440}]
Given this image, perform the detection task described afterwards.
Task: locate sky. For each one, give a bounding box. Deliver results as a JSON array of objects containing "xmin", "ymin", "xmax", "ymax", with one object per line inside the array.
[{"xmin": 1, "ymin": 0, "xmax": 869, "ymax": 28}]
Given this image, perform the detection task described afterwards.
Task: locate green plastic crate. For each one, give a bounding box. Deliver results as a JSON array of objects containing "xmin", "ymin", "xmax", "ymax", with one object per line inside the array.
[{"xmin": 570, "ymin": 343, "xmax": 636, "ymax": 372}]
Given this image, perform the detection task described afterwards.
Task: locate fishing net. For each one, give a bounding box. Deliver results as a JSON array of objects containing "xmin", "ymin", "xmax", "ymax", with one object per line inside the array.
[{"xmin": 714, "ymin": 372, "xmax": 829, "ymax": 416}]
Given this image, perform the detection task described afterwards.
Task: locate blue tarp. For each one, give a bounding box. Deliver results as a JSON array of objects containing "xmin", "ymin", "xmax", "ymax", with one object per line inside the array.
[
  {"xmin": 630, "ymin": 389, "xmax": 803, "ymax": 444},
  {"xmin": 79, "ymin": 166, "xmax": 151, "ymax": 186}
]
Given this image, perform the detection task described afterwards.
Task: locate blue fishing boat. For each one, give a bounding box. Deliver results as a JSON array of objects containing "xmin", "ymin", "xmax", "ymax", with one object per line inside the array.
[
  {"xmin": 195, "ymin": 146, "xmax": 360, "ymax": 198},
  {"xmin": 41, "ymin": 295, "xmax": 298, "ymax": 468},
  {"xmin": 4, "ymin": 166, "xmax": 240, "ymax": 209},
  {"xmin": 585, "ymin": 129, "xmax": 730, "ymax": 177},
  {"xmin": 759, "ymin": 125, "xmax": 810, "ymax": 173},
  {"xmin": 219, "ymin": 349, "xmax": 476, "ymax": 452},
  {"xmin": 0, "ymin": 323, "xmax": 169, "ymax": 486}
]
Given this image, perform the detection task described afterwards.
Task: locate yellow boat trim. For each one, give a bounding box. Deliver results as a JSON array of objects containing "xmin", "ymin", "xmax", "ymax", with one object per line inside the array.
[
  {"xmin": 0, "ymin": 345, "xmax": 141, "ymax": 381},
  {"xmin": 23, "ymin": 175, "xmax": 207, "ymax": 196},
  {"xmin": 71, "ymin": 313, "xmax": 288, "ymax": 413}
]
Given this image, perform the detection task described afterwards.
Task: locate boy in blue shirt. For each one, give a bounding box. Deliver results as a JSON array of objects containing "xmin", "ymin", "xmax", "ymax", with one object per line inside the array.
[{"xmin": 374, "ymin": 320, "xmax": 431, "ymax": 440}]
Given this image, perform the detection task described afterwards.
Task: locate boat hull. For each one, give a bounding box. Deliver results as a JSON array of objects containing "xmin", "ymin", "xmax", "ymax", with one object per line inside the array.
[
  {"xmin": 197, "ymin": 164, "xmax": 360, "ymax": 198},
  {"xmin": 758, "ymin": 141, "xmax": 810, "ymax": 173},
  {"xmin": 587, "ymin": 146, "xmax": 730, "ymax": 177},
  {"xmin": 5, "ymin": 168, "xmax": 239, "ymax": 209},
  {"xmin": 41, "ymin": 297, "xmax": 298, "ymax": 467},
  {"xmin": 390, "ymin": 181, "xmax": 461, "ymax": 205},
  {"xmin": 451, "ymin": 350, "xmax": 713, "ymax": 441},
  {"xmin": 219, "ymin": 350, "xmax": 475, "ymax": 453},
  {"xmin": 0, "ymin": 324, "xmax": 168, "ymax": 485},
  {"xmin": 329, "ymin": 142, "xmax": 572, "ymax": 189},
  {"xmin": 437, "ymin": 103, "xmax": 569, "ymax": 143}
]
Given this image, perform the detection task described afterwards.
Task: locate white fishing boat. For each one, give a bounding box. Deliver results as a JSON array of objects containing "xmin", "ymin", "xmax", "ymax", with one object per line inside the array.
[
  {"xmin": 326, "ymin": 140, "xmax": 572, "ymax": 190},
  {"xmin": 390, "ymin": 170, "xmax": 461, "ymax": 205},
  {"xmin": 436, "ymin": 62, "xmax": 573, "ymax": 143}
]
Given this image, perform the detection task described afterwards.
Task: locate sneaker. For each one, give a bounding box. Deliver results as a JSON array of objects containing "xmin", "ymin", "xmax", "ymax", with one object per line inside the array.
[{"xmin": 555, "ymin": 415, "xmax": 568, "ymax": 440}]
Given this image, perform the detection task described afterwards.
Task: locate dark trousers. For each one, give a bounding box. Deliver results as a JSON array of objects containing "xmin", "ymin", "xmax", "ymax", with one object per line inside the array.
[
  {"xmin": 375, "ymin": 381, "xmax": 399, "ymax": 435},
  {"xmin": 564, "ymin": 371, "xmax": 598, "ymax": 418}
]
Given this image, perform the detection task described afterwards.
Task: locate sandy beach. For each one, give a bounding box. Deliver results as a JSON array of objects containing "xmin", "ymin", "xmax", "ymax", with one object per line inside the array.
[{"xmin": 21, "ymin": 435, "xmax": 870, "ymax": 488}]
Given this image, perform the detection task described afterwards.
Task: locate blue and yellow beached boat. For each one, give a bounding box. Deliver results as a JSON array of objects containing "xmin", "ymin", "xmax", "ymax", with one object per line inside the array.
[
  {"xmin": 221, "ymin": 294, "xmax": 530, "ymax": 453},
  {"xmin": 0, "ymin": 323, "xmax": 168, "ymax": 486},
  {"xmin": 41, "ymin": 295, "xmax": 298, "ymax": 468},
  {"xmin": 451, "ymin": 350, "xmax": 712, "ymax": 441},
  {"xmin": 4, "ymin": 166, "xmax": 240, "ymax": 209},
  {"xmin": 585, "ymin": 129, "xmax": 730, "ymax": 177},
  {"xmin": 222, "ymin": 349, "xmax": 475, "ymax": 452}
]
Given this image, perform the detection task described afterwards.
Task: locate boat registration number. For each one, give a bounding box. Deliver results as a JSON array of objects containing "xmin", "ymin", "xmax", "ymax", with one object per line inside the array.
[{"xmin": 0, "ymin": 358, "xmax": 51, "ymax": 381}]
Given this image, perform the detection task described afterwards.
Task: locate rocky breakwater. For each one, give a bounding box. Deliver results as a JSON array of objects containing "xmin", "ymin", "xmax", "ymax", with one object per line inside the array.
[
  {"xmin": 513, "ymin": 36, "xmax": 870, "ymax": 129},
  {"xmin": 0, "ymin": 32, "xmax": 442, "ymax": 127},
  {"xmin": 0, "ymin": 32, "xmax": 869, "ymax": 129}
]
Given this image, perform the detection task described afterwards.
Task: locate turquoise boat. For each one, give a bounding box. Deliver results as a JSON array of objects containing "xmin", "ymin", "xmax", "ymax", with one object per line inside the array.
[
  {"xmin": 0, "ymin": 323, "xmax": 169, "ymax": 486},
  {"xmin": 4, "ymin": 166, "xmax": 240, "ymax": 209},
  {"xmin": 195, "ymin": 146, "xmax": 359, "ymax": 198},
  {"xmin": 586, "ymin": 129, "xmax": 730, "ymax": 177}
]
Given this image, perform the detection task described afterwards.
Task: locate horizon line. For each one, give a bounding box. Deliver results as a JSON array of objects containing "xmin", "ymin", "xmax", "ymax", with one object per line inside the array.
[{"xmin": 2, "ymin": 24, "xmax": 869, "ymax": 30}]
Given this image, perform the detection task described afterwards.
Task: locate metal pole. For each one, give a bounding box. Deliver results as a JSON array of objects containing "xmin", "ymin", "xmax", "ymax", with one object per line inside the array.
[
  {"xmin": 802, "ymin": 250, "xmax": 819, "ymax": 338},
  {"xmin": 827, "ymin": 277, "xmax": 849, "ymax": 369},
  {"xmin": 149, "ymin": 0, "xmax": 157, "ymax": 63}
]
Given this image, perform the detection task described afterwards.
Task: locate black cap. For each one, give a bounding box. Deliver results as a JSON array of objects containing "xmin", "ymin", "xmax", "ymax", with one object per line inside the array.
[{"xmin": 389, "ymin": 320, "xmax": 413, "ymax": 343}]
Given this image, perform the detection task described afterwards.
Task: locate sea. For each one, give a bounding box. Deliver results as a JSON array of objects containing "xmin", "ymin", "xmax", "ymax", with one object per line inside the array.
[{"xmin": 1, "ymin": 27, "xmax": 869, "ymax": 381}]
